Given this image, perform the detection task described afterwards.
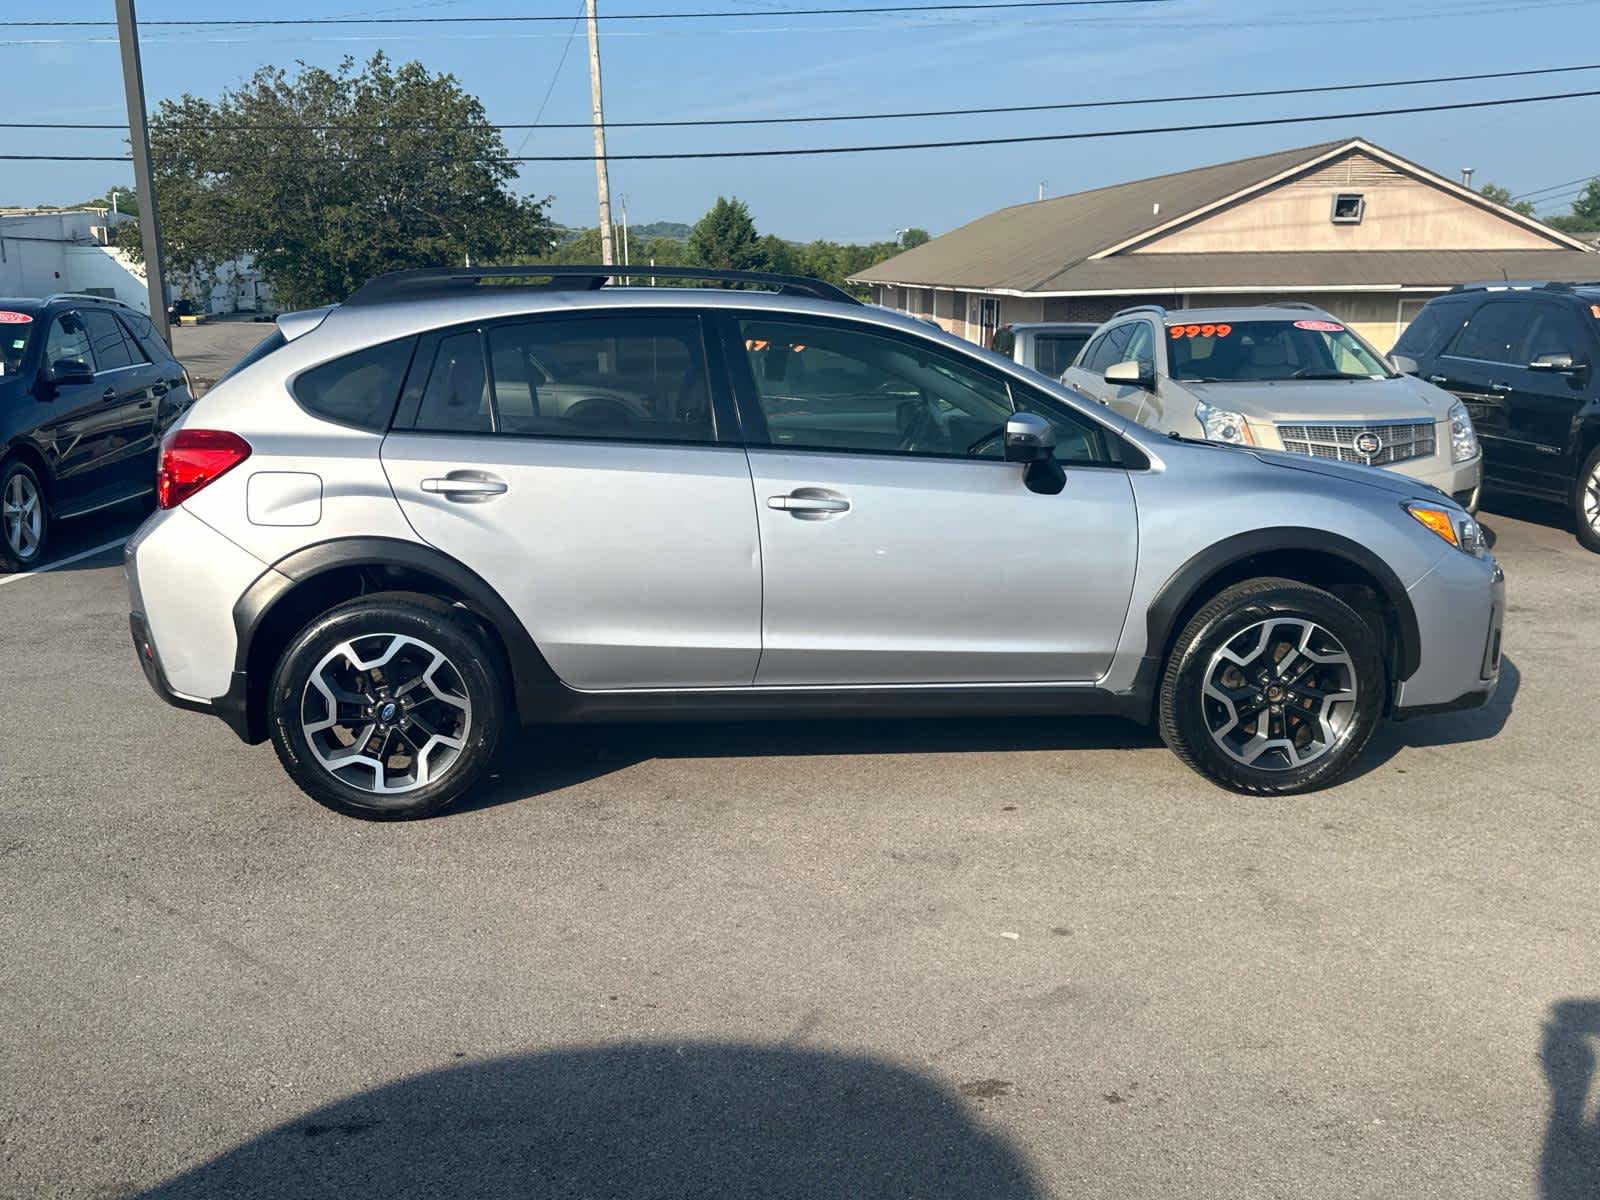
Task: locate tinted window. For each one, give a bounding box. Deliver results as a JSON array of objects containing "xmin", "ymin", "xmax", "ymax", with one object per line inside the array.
[
  {"xmin": 82, "ymin": 309, "xmax": 139, "ymax": 370},
  {"xmin": 1, "ymin": 316, "xmax": 33, "ymax": 379},
  {"xmin": 293, "ymin": 337, "xmax": 417, "ymax": 431},
  {"xmin": 740, "ymin": 317, "xmax": 1014, "ymax": 458},
  {"xmin": 45, "ymin": 313, "xmax": 94, "ymax": 372},
  {"xmin": 1082, "ymin": 325, "xmax": 1132, "ymax": 374},
  {"xmin": 1446, "ymin": 301, "xmax": 1536, "ymax": 364},
  {"xmin": 416, "ymin": 331, "xmax": 492, "ymax": 433},
  {"xmin": 484, "ymin": 315, "xmax": 713, "ymax": 443},
  {"xmin": 987, "ymin": 383, "xmax": 1120, "ymax": 466},
  {"xmin": 1526, "ymin": 305, "xmax": 1590, "ymax": 362},
  {"xmin": 1121, "ymin": 322, "xmax": 1155, "ymax": 374},
  {"xmin": 119, "ymin": 310, "xmax": 172, "ymax": 363},
  {"xmin": 1392, "ymin": 301, "xmax": 1465, "ymax": 358},
  {"xmin": 1033, "ymin": 333, "xmax": 1089, "ymax": 377}
]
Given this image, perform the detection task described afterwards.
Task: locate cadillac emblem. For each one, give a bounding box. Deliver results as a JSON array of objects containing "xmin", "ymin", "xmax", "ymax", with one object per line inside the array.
[{"xmin": 1353, "ymin": 431, "xmax": 1383, "ymax": 458}]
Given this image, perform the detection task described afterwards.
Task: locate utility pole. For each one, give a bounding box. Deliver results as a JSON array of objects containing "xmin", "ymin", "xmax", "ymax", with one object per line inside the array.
[
  {"xmin": 115, "ymin": 0, "xmax": 170, "ymax": 345},
  {"xmin": 585, "ymin": 0, "xmax": 615, "ymax": 266}
]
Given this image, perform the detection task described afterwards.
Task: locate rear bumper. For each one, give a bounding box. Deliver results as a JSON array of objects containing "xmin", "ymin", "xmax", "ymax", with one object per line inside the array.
[{"xmin": 128, "ymin": 610, "xmax": 255, "ymax": 740}]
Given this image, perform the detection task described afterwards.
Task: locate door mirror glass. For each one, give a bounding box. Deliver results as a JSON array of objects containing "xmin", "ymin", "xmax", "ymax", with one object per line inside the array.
[
  {"xmin": 1104, "ymin": 359, "xmax": 1151, "ymax": 388},
  {"xmin": 1389, "ymin": 353, "xmax": 1419, "ymax": 375},
  {"xmin": 1003, "ymin": 411, "xmax": 1056, "ymax": 463},
  {"xmin": 47, "ymin": 358, "xmax": 94, "ymax": 386}
]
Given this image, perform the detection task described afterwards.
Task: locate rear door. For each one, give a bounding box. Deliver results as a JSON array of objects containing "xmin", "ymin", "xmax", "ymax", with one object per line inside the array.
[
  {"xmin": 723, "ymin": 310, "xmax": 1138, "ymax": 686},
  {"xmin": 80, "ymin": 308, "xmax": 162, "ymax": 497},
  {"xmin": 380, "ymin": 309, "xmax": 762, "ymax": 690},
  {"xmin": 1504, "ymin": 301, "xmax": 1600, "ymax": 488},
  {"xmin": 1430, "ymin": 299, "xmax": 1544, "ymax": 491}
]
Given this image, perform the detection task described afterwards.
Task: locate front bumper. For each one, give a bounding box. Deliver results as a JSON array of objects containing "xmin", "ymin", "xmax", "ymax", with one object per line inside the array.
[
  {"xmin": 1391, "ymin": 556, "xmax": 1504, "ymax": 718},
  {"xmin": 1385, "ymin": 450, "xmax": 1484, "ymax": 513}
]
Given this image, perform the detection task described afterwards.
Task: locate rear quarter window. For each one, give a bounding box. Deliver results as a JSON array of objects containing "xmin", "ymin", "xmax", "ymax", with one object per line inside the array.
[{"xmin": 292, "ymin": 337, "xmax": 418, "ymax": 432}]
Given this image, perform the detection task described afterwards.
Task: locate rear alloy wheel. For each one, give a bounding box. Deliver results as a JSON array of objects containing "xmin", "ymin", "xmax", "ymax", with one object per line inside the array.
[
  {"xmin": 1159, "ymin": 578, "xmax": 1384, "ymax": 795},
  {"xmin": 269, "ymin": 593, "xmax": 507, "ymax": 819},
  {"xmin": 0, "ymin": 459, "xmax": 48, "ymax": 573},
  {"xmin": 1574, "ymin": 444, "xmax": 1600, "ymax": 554}
]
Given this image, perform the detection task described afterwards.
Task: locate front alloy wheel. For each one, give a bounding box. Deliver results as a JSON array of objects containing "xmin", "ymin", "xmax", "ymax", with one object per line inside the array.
[
  {"xmin": 1, "ymin": 461, "xmax": 47, "ymax": 571},
  {"xmin": 1159, "ymin": 578, "xmax": 1384, "ymax": 795}
]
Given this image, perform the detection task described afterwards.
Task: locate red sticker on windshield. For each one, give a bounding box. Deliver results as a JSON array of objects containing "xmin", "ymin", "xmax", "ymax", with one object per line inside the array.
[
  {"xmin": 1293, "ymin": 319, "xmax": 1344, "ymax": 332},
  {"xmin": 0, "ymin": 311, "xmax": 33, "ymax": 324}
]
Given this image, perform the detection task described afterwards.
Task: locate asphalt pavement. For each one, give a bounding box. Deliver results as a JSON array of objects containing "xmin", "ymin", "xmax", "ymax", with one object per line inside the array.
[{"xmin": 1, "ymin": 479, "xmax": 1597, "ymax": 1197}]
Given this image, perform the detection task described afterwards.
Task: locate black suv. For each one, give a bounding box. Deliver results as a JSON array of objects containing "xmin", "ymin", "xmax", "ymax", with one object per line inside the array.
[
  {"xmin": 1, "ymin": 294, "xmax": 191, "ymax": 571},
  {"xmin": 1392, "ymin": 281, "xmax": 1600, "ymax": 550}
]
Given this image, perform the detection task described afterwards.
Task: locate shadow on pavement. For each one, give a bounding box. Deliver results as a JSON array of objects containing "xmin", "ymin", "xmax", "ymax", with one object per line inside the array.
[
  {"xmin": 1350, "ymin": 655, "xmax": 1521, "ymax": 782},
  {"xmin": 1541, "ymin": 1000, "xmax": 1600, "ymax": 1200},
  {"xmin": 135, "ymin": 1042, "xmax": 1043, "ymax": 1200},
  {"xmin": 459, "ymin": 713, "xmax": 1162, "ymax": 814}
]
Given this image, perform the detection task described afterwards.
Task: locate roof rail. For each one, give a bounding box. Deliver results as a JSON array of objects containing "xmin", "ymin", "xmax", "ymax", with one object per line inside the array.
[
  {"xmin": 1112, "ymin": 303, "xmax": 1166, "ymax": 319},
  {"xmin": 345, "ymin": 265, "xmax": 861, "ymax": 308},
  {"xmin": 1446, "ymin": 280, "xmax": 1547, "ymax": 293},
  {"xmin": 44, "ymin": 292, "xmax": 138, "ymax": 309},
  {"xmin": 1257, "ymin": 299, "xmax": 1323, "ymax": 311}
]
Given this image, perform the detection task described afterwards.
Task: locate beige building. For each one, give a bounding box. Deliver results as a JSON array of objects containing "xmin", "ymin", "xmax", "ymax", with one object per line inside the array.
[{"xmin": 852, "ymin": 137, "xmax": 1600, "ymax": 350}]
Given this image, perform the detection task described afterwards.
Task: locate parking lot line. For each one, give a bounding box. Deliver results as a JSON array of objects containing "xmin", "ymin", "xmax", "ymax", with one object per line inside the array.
[{"xmin": 0, "ymin": 537, "xmax": 129, "ymax": 588}]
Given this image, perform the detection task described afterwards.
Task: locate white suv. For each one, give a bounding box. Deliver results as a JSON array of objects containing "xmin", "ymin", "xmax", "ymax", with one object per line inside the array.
[
  {"xmin": 126, "ymin": 268, "xmax": 1503, "ymax": 819},
  {"xmin": 1063, "ymin": 304, "xmax": 1484, "ymax": 510}
]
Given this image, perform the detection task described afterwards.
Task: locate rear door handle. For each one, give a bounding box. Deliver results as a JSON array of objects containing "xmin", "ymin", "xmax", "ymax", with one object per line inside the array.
[
  {"xmin": 101, "ymin": 387, "xmax": 117, "ymax": 402},
  {"xmin": 768, "ymin": 487, "xmax": 851, "ymax": 519},
  {"xmin": 421, "ymin": 471, "xmax": 508, "ymax": 502},
  {"xmin": 1489, "ymin": 382, "xmax": 1514, "ymax": 393}
]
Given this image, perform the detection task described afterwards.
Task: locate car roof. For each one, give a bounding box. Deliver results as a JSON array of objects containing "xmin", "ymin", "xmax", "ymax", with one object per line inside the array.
[
  {"xmin": 0, "ymin": 298, "xmax": 44, "ymax": 313},
  {"xmin": 1149, "ymin": 305, "xmax": 1339, "ymax": 324}
]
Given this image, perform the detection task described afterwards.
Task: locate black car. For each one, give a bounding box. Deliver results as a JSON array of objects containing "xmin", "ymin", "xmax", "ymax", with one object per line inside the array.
[
  {"xmin": 0, "ymin": 294, "xmax": 191, "ymax": 571},
  {"xmin": 1392, "ymin": 281, "xmax": 1600, "ymax": 551}
]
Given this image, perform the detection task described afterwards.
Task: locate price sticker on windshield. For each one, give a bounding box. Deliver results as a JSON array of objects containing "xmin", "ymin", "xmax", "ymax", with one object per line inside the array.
[
  {"xmin": 1293, "ymin": 319, "xmax": 1344, "ymax": 332},
  {"xmin": 1169, "ymin": 323, "xmax": 1232, "ymax": 338},
  {"xmin": 0, "ymin": 311, "xmax": 33, "ymax": 324}
]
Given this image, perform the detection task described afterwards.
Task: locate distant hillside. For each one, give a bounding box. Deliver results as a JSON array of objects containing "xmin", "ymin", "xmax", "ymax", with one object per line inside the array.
[{"xmin": 552, "ymin": 220, "xmax": 690, "ymax": 246}]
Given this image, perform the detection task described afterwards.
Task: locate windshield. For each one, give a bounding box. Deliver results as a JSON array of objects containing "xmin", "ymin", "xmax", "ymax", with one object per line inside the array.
[
  {"xmin": 0, "ymin": 311, "xmax": 37, "ymax": 379},
  {"xmin": 1166, "ymin": 319, "xmax": 1390, "ymax": 382}
]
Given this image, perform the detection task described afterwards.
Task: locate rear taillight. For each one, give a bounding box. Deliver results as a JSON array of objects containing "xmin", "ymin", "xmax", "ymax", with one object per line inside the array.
[{"xmin": 157, "ymin": 428, "xmax": 251, "ymax": 509}]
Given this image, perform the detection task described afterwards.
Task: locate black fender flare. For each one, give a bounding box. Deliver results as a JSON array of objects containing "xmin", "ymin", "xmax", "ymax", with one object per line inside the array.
[
  {"xmin": 1144, "ymin": 526, "xmax": 1422, "ymax": 682},
  {"xmin": 232, "ymin": 536, "xmax": 563, "ymax": 722}
]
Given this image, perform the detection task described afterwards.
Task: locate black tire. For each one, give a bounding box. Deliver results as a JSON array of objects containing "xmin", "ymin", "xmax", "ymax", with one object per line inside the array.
[
  {"xmin": 1158, "ymin": 578, "xmax": 1385, "ymax": 796},
  {"xmin": 1573, "ymin": 444, "xmax": 1600, "ymax": 554},
  {"xmin": 0, "ymin": 457, "xmax": 50, "ymax": 574},
  {"xmin": 268, "ymin": 592, "xmax": 508, "ymax": 820}
]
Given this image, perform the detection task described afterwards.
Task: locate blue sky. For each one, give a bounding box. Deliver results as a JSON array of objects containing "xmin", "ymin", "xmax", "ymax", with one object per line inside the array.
[{"xmin": 4, "ymin": 0, "xmax": 1600, "ymax": 241}]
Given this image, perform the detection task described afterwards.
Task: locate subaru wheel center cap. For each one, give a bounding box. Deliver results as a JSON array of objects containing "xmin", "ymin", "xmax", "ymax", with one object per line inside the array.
[{"xmin": 379, "ymin": 701, "xmax": 398, "ymax": 723}]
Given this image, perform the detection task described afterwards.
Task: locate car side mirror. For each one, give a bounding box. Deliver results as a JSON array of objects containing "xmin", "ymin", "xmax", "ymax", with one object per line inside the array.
[
  {"xmin": 47, "ymin": 358, "xmax": 94, "ymax": 387},
  {"xmin": 1004, "ymin": 412, "xmax": 1066, "ymax": 495},
  {"xmin": 1389, "ymin": 353, "xmax": 1419, "ymax": 375},
  {"xmin": 1529, "ymin": 352, "xmax": 1588, "ymax": 376},
  {"xmin": 1104, "ymin": 359, "xmax": 1153, "ymax": 389}
]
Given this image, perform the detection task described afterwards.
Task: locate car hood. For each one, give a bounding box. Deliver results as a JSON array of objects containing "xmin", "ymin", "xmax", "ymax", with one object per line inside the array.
[
  {"xmin": 1185, "ymin": 374, "xmax": 1448, "ymax": 422},
  {"xmin": 1246, "ymin": 446, "xmax": 1443, "ymax": 500}
]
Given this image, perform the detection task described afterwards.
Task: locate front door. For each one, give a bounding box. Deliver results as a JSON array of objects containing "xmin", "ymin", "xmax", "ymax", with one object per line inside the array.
[
  {"xmin": 722, "ymin": 312, "xmax": 1138, "ymax": 686},
  {"xmin": 34, "ymin": 311, "xmax": 116, "ymax": 507},
  {"xmin": 79, "ymin": 307, "xmax": 162, "ymax": 498},
  {"xmin": 381, "ymin": 310, "xmax": 762, "ymax": 690},
  {"xmin": 1430, "ymin": 299, "xmax": 1543, "ymax": 491}
]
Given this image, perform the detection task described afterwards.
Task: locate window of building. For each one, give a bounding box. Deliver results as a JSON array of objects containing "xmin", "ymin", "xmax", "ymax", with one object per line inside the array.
[{"xmin": 1331, "ymin": 193, "xmax": 1366, "ymax": 224}]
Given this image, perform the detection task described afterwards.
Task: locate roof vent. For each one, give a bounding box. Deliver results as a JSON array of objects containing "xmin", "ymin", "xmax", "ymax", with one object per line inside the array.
[{"xmin": 1152, "ymin": 202, "xmax": 1161, "ymax": 216}]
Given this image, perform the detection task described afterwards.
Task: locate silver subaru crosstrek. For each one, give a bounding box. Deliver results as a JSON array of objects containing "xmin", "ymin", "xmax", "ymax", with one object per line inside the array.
[{"xmin": 126, "ymin": 267, "xmax": 1504, "ymax": 819}]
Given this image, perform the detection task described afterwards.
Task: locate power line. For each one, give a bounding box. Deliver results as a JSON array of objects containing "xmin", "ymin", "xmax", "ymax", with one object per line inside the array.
[
  {"xmin": 3, "ymin": 0, "xmax": 1176, "ymax": 27},
  {"xmin": 1513, "ymin": 173, "xmax": 1599, "ymax": 201},
  {"xmin": 6, "ymin": 86, "xmax": 1599, "ymax": 164},
  {"xmin": 7, "ymin": 61, "xmax": 1599, "ymax": 133}
]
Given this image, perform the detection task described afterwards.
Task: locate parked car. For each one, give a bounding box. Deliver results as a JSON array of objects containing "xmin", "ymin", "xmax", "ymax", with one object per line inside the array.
[
  {"xmin": 990, "ymin": 321, "xmax": 1097, "ymax": 380},
  {"xmin": 1, "ymin": 293, "xmax": 192, "ymax": 571},
  {"xmin": 1063, "ymin": 303, "xmax": 1483, "ymax": 511},
  {"xmin": 1389, "ymin": 281, "xmax": 1600, "ymax": 551},
  {"xmin": 126, "ymin": 266, "xmax": 1502, "ymax": 819}
]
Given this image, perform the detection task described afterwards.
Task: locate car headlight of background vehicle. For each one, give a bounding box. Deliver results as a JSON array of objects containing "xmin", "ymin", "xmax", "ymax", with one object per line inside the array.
[
  {"xmin": 1195, "ymin": 402, "xmax": 1254, "ymax": 445},
  {"xmin": 1448, "ymin": 399, "xmax": 1479, "ymax": 463},
  {"xmin": 1405, "ymin": 501, "xmax": 1488, "ymax": 557}
]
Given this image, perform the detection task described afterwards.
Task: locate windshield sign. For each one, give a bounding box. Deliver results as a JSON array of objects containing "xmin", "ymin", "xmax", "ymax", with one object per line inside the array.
[{"xmin": 1166, "ymin": 319, "xmax": 1388, "ymax": 382}]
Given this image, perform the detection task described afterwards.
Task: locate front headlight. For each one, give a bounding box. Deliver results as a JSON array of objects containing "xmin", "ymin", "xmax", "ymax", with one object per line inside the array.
[
  {"xmin": 1448, "ymin": 399, "xmax": 1479, "ymax": 463},
  {"xmin": 1195, "ymin": 402, "xmax": 1254, "ymax": 445},
  {"xmin": 1405, "ymin": 501, "xmax": 1487, "ymax": 557}
]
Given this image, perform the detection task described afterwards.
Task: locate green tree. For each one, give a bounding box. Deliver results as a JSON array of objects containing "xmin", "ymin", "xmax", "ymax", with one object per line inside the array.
[
  {"xmin": 1568, "ymin": 178, "xmax": 1600, "ymax": 228},
  {"xmin": 118, "ymin": 54, "xmax": 551, "ymax": 310},
  {"xmin": 757, "ymin": 234, "xmax": 797, "ymax": 274},
  {"xmin": 688, "ymin": 197, "xmax": 764, "ymax": 273},
  {"xmin": 1478, "ymin": 184, "xmax": 1535, "ymax": 218},
  {"xmin": 898, "ymin": 227, "xmax": 931, "ymax": 249}
]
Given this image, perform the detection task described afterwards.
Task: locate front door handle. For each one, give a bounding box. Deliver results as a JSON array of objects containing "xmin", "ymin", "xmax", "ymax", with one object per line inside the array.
[
  {"xmin": 1426, "ymin": 374, "xmax": 1449, "ymax": 385},
  {"xmin": 768, "ymin": 487, "xmax": 851, "ymax": 519},
  {"xmin": 421, "ymin": 471, "xmax": 508, "ymax": 503},
  {"xmin": 101, "ymin": 387, "xmax": 118, "ymax": 402},
  {"xmin": 1489, "ymin": 382, "xmax": 1514, "ymax": 393}
]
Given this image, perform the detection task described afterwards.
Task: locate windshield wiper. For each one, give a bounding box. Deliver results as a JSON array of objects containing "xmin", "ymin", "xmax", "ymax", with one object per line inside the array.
[{"xmin": 1289, "ymin": 370, "xmax": 1367, "ymax": 381}]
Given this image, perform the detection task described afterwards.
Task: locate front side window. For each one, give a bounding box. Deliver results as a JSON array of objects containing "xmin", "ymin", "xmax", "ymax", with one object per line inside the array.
[
  {"xmin": 1444, "ymin": 301, "xmax": 1536, "ymax": 365},
  {"xmin": 1082, "ymin": 325, "xmax": 1132, "ymax": 374},
  {"xmin": 293, "ymin": 337, "xmax": 418, "ymax": 431},
  {"xmin": 1525, "ymin": 305, "xmax": 1589, "ymax": 362},
  {"xmin": 44, "ymin": 313, "xmax": 94, "ymax": 373},
  {"xmin": 1166, "ymin": 319, "xmax": 1388, "ymax": 382},
  {"xmin": 416, "ymin": 331, "xmax": 492, "ymax": 433},
  {"xmin": 1121, "ymin": 322, "xmax": 1155, "ymax": 374},
  {"xmin": 740, "ymin": 317, "xmax": 1012, "ymax": 458}
]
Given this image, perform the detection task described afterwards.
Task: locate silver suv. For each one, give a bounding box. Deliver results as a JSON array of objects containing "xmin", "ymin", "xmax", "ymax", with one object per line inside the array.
[
  {"xmin": 126, "ymin": 267, "xmax": 1504, "ymax": 819},
  {"xmin": 1063, "ymin": 303, "xmax": 1484, "ymax": 510}
]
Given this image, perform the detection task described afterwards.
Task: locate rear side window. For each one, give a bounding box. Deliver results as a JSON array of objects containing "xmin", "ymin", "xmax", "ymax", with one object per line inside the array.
[
  {"xmin": 82, "ymin": 309, "xmax": 142, "ymax": 370},
  {"xmin": 1392, "ymin": 302, "xmax": 1465, "ymax": 359},
  {"xmin": 1033, "ymin": 333, "xmax": 1089, "ymax": 377},
  {"xmin": 1445, "ymin": 301, "xmax": 1537, "ymax": 364},
  {"xmin": 293, "ymin": 337, "xmax": 418, "ymax": 431}
]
